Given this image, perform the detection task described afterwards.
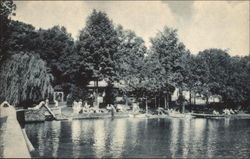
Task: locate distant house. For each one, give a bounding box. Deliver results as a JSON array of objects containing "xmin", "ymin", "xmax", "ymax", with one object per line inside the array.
[
  {"xmin": 86, "ymin": 80, "xmax": 220, "ymax": 107},
  {"xmin": 86, "ymin": 80, "xmax": 129, "ymax": 106},
  {"xmin": 172, "ymin": 88, "xmax": 221, "ymax": 105}
]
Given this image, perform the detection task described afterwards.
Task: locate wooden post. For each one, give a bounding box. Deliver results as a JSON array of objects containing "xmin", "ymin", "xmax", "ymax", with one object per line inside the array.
[
  {"xmin": 182, "ymin": 104, "xmax": 185, "ymax": 114},
  {"xmin": 96, "ymin": 80, "xmax": 99, "ymax": 108},
  {"xmin": 164, "ymin": 95, "xmax": 167, "ymax": 109},
  {"xmin": 125, "ymin": 94, "xmax": 128, "ymax": 107},
  {"xmin": 61, "ymin": 92, "xmax": 64, "ymax": 102},
  {"xmin": 189, "ymin": 90, "xmax": 192, "ymax": 106},
  {"xmin": 155, "ymin": 96, "xmax": 157, "ymax": 108}
]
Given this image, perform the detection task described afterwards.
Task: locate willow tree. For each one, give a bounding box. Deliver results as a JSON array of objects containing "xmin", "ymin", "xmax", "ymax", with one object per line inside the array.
[{"xmin": 0, "ymin": 52, "xmax": 54, "ymax": 106}]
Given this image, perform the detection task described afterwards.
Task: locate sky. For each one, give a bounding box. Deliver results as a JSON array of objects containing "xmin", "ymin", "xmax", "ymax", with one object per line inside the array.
[{"xmin": 13, "ymin": 1, "xmax": 249, "ymax": 56}]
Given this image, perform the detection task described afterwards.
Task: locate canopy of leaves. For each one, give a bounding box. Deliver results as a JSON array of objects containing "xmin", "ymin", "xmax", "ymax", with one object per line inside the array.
[
  {"xmin": 149, "ymin": 27, "xmax": 189, "ymax": 95},
  {"xmin": 0, "ymin": 0, "xmax": 16, "ymax": 62},
  {"xmin": 115, "ymin": 25, "xmax": 147, "ymax": 94},
  {"xmin": 76, "ymin": 9, "xmax": 120, "ymax": 82}
]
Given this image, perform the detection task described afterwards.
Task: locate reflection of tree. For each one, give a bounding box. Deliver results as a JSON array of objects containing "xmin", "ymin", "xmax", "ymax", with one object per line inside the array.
[
  {"xmin": 93, "ymin": 120, "xmax": 105, "ymax": 158},
  {"xmin": 181, "ymin": 120, "xmax": 191, "ymax": 158},
  {"xmin": 111, "ymin": 119, "xmax": 127, "ymax": 158},
  {"xmin": 51, "ymin": 121, "xmax": 61, "ymax": 157},
  {"xmin": 192, "ymin": 119, "xmax": 206, "ymax": 158},
  {"xmin": 170, "ymin": 119, "xmax": 179, "ymax": 158},
  {"xmin": 72, "ymin": 120, "xmax": 81, "ymax": 158}
]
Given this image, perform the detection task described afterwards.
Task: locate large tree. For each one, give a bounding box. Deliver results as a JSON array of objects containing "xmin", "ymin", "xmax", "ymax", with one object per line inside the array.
[
  {"xmin": 150, "ymin": 27, "xmax": 189, "ymax": 109},
  {"xmin": 0, "ymin": 52, "xmax": 54, "ymax": 106},
  {"xmin": 115, "ymin": 25, "xmax": 146, "ymax": 100},
  {"xmin": 34, "ymin": 26, "xmax": 74, "ymax": 86},
  {"xmin": 76, "ymin": 10, "xmax": 120, "ymax": 107}
]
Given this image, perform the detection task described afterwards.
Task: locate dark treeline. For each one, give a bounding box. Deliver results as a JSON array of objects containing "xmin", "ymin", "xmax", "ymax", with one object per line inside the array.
[{"xmin": 0, "ymin": 1, "xmax": 249, "ymax": 110}]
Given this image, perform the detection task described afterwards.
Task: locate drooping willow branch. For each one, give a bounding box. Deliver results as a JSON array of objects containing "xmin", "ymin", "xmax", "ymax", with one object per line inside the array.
[{"xmin": 0, "ymin": 52, "xmax": 54, "ymax": 106}]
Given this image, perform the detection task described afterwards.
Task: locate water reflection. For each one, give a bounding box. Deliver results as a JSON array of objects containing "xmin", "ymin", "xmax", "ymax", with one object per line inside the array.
[
  {"xmin": 182, "ymin": 119, "xmax": 191, "ymax": 158},
  {"xmin": 25, "ymin": 118, "xmax": 250, "ymax": 158},
  {"xmin": 72, "ymin": 120, "xmax": 81, "ymax": 158},
  {"xmin": 93, "ymin": 120, "xmax": 105, "ymax": 158},
  {"xmin": 111, "ymin": 119, "xmax": 126, "ymax": 158},
  {"xmin": 51, "ymin": 121, "xmax": 61, "ymax": 157},
  {"xmin": 170, "ymin": 119, "xmax": 179, "ymax": 158}
]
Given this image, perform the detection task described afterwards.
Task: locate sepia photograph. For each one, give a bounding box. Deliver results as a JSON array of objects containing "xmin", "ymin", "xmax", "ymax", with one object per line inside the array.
[{"xmin": 0, "ymin": 0, "xmax": 249, "ymax": 158}]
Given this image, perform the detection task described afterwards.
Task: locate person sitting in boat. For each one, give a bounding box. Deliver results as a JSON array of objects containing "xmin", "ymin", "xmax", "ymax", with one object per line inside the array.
[
  {"xmin": 0, "ymin": 101, "xmax": 11, "ymax": 107},
  {"xmin": 81, "ymin": 102, "xmax": 89, "ymax": 113},
  {"xmin": 110, "ymin": 104, "xmax": 116, "ymax": 117},
  {"xmin": 223, "ymin": 108, "xmax": 231, "ymax": 115},
  {"xmin": 229, "ymin": 109, "xmax": 235, "ymax": 114},
  {"xmin": 73, "ymin": 100, "xmax": 79, "ymax": 114},
  {"xmin": 157, "ymin": 107, "xmax": 165, "ymax": 115},
  {"xmin": 29, "ymin": 101, "xmax": 45, "ymax": 110},
  {"xmin": 132, "ymin": 103, "xmax": 140, "ymax": 113},
  {"xmin": 106, "ymin": 104, "xmax": 112, "ymax": 110},
  {"xmin": 213, "ymin": 110, "xmax": 219, "ymax": 115},
  {"xmin": 78, "ymin": 99, "xmax": 83, "ymax": 107},
  {"xmin": 116, "ymin": 104, "xmax": 124, "ymax": 112},
  {"xmin": 45, "ymin": 99, "xmax": 49, "ymax": 107}
]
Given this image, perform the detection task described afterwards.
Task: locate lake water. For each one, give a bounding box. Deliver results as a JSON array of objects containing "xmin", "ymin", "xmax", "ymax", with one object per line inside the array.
[{"xmin": 26, "ymin": 117, "xmax": 250, "ymax": 158}]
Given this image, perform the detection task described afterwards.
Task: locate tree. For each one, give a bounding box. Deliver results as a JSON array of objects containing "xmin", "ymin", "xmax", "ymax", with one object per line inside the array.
[
  {"xmin": 115, "ymin": 25, "xmax": 147, "ymax": 104},
  {"xmin": 150, "ymin": 27, "xmax": 189, "ymax": 109},
  {"xmin": 34, "ymin": 26, "xmax": 74, "ymax": 86},
  {"xmin": 0, "ymin": 52, "xmax": 54, "ymax": 106},
  {"xmin": 76, "ymin": 10, "xmax": 120, "ymax": 107},
  {"xmin": 197, "ymin": 49, "xmax": 231, "ymax": 104},
  {"xmin": 0, "ymin": 0, "xmax": 16, "ymax": 62},
  {"xmin": 2, "ymin": 20, "xmax": 38, "ymax": 52}
]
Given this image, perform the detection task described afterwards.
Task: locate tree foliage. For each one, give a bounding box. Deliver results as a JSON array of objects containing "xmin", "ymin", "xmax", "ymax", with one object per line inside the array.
[
  {"xmin": 77, "ymin": 9, "xmax": 120, "ymax": 82},
  {"xmin": 1, "ymin": 3, "xmax": 249, "ymax": 110},
  {"xmin": 115, "ymin": 25, "xmax": 146, "ymax": 94},
  {"xmin": 0, "ymin": 0, "xmax": 16, "ymax": 62}
]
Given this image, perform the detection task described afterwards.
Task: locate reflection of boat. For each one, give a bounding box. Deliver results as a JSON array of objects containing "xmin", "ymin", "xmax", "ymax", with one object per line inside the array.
[
  {"xmin": 129, "ymin": 114, "xmax": 150, "ymax": 118},
  {"xmin": 169, "ymin": 113, "xmax": 193, "ymax": 118},
  {"xmin": 191, "ymin": 113, "xmax": 226, "ymax": 118}
]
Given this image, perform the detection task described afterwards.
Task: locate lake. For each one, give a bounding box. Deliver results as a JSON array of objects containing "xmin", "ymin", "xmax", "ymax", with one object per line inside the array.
[{"xmin": 25, "ymin": 117, "xmax": 250, "ymax": 158}]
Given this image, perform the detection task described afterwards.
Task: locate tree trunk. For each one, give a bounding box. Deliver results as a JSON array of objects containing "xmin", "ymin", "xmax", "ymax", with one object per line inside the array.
[
  {"xmin": 96, "ymin": 80, "xmax": 99, "ymax": 108},
  {"xmin": 164, "ymin": 95, "xmax": 167, "ymax": 109},
  {"xmin": 206, "ymin": 96, "xmax": 209, "ymax": 105},
  {"xmin": 189, "ymin": 90, "xmax": 192, "ymax": 106},
  {"xmin": 94, "ymin": 80, "xmax": 99, "ymax": 108},
  {"xmin": 155, "ymin": 96, "xmax": 157, "ymax": 108},
  {"xmin": 146, "ymin": 97, "xmax": 148, "ymax": 114},
  {"xmin": 194, "ymin": 94, "xmax": 196, "ymax": 105},
  {"xmin": 189, "ymin": 90, "xmax": 192, "ymax": 112},
  {"xmin": 158, "ymin": 97, "xmax": 160, "ymax": 108},
  {"xmin": 182, "ymin": 104, "xmax": 185, "ymax": 114}
]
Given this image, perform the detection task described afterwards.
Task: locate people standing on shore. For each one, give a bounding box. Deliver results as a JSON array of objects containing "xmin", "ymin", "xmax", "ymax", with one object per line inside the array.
[
  {"xmin": 73, "ymin": 100, "xmax": 78, "ymax": 114},
  {"xmin": 54, "ymin": 99, "xmax": 58, "ymax": 107},
  {"xmin": 111, "ymin": 104, "xmax": 116, "ymax": 117},
  {"xmin": 45, "ymin": 99, "xmax": 49, "ymax": 107}
]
